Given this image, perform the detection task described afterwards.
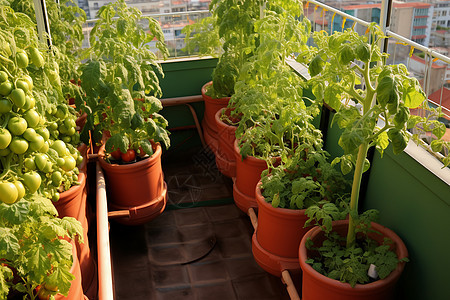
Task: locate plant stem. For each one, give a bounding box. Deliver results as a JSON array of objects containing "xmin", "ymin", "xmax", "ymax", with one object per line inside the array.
[{"xmin": 346, "ymin": 141, "xmax": 370, "ymax": 247}]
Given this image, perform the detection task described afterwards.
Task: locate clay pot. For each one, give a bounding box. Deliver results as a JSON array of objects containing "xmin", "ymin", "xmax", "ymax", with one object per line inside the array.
[
  {"xmin": 54, "ymin": 171, "xmax": 97, "ymax": 299},
  {"xmin": 98, "ymin": 141, "xmax": 167, "ymax": 225},
  {"xmin": 299, "ymin": 220, "xmax": 408, "ymax": 300},
  {"xmin": 53, "ymin": 241, "xmax": 85, "ymax": 300},
  {"xmin": 252, "ymin": 182, "xmax": 311, "ymax": 277},
  {"xmin": 233, "ymin": 139, "xmax": 280, "ymax": 212},
  {"xmin": 215, "ymin": 109, "xmax": 237, "ymax": 178},
  {"xmin": 201, "ymin": 81, "xmax": 231, "ymax": 154}
]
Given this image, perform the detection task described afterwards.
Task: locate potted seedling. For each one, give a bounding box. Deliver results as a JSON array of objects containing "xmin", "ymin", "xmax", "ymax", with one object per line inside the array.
[
  {"xmin": 78, "ymin": 0, "xmax": 170, "ymax": 225},
  {"xmin": 228, "ymin": 3, "xmax": 312, "ymax": 207},
  {"xmin": 182, "ymin": 0, "xmax": 260, "ymax": 153},
  {"xmin": 298, "ymin": 24, "xmax": 450, "ymax": 299},
  {"xmin": 252, "ymin": 122, "xmax": 350, "ymax": 276}
]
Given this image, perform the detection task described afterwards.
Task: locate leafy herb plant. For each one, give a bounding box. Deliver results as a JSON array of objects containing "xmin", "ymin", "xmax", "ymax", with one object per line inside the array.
[{"xmin": 78, "ymin": 0, "xmax": 170, "ymax": 160}]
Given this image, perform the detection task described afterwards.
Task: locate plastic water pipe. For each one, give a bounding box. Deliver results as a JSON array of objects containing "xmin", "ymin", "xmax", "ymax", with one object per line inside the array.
[{"xmin": 96, "ymin": 162, "xmax": 115, "ymax": 300}]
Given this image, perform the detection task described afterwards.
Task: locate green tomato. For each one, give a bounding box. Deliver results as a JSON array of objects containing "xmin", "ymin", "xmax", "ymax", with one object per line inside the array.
[
  {"xmin": 22, "ymin": 75, "xmax": 33, "ymax": 90},
  {"xmin": 51, "ymin": 140, "xmax": 68, "ymax": 157},
  {"xmin": 66, "ymin": 127, "xmax": 76, "ymax": 136},
  {"xmin": 48, "ymin": 122, "xmax": 58, "ymax": 131},
  {"xmin": 64, "ymin": 117, "xmax": 76, "ymax": 129},
  {"xmin": 0, "ymin": 182, "xmax": 18, "ymax": 204},
  {"xmin": 56, "ymin": 157, "xmax": 65, "ymax": 166},
  {"xmin": 35, "ymin": 154, "xmax": 48, "ymax": 171},
  {"xmin": 22, "ymin": 95, "xmax": 35, "ymax": 111},
  {"xmin": 42, "ymin": 161, "xmax": 53, "ymax": 173},
  {"xmin": 15, "ymin": 80, "xmax": 29, "ymax": 93},
  {"xmin": 51, "ymin": 171, "xmax": 62, "ymax": 187},
  {"xmin": 23, "ymin": 109, "xmax": 40, "ymax": 128},
  {"xmin": 0, "ymin": 128, "xmax": 12, "ymax": 149},
  {"xmin": 0, "ymin": 81, "xmax": 12, "ymax": 96},
  {"xmin": 72, "ymin": 173, "xmax": 78, "ymax": 181},
  {"xmin": 58, "ymin": 124, "xmax": 68, "ymax": 135},
  {"xmin": 16, "ymin": 51, "xmax": 29, "ymax": 68},
  {"xmin": 62, "ymin": 155, "xmax": 76, "ymax": 172},
  {"xmin": 36, "ymin": 128, "xmax": 50, "ymax": 141},
  {"xmin": 28, "ymin": 47, "xmax": 44, "ymax": 68},
  {"xmin": 9, "ymin": 88, "xmax": 26, "ymax": 108},
  {"xmin": 0, "ymin": 98, "xmax": 13, "ymax": 113},
  {"xmin": 9, "ymin": 137, "xmax": 28, "ymax": 154},
  {"xmin": 29, "ymin": 135, "xmax": 45, "ymax": 152},
  {"xmin": 14, "ymin": 181, "xmax": 25, "ymax": 200},
  {"xmin": 0, "ymin": 71, "xmax": 7, "ymax": 82},
  {"xmin": 23, "ymin": 128, "xmax": 38, "ymax": 142},
  {"xmin": 76, "ymin": 154, "xmax": 84, "ymax": 166},
  {"xmin": 8, "ymin": 117, "xmax": 27, "ymax": 135},
  {"xmin": 52, "ymin": 192, "xmax": 60, "ymax": 202},
  {"xmin": 0, "ymin": 148, "xmax": 10, "ymax": 156},
  {"xmin": 40, "ymin": 141, "xmax": 49, "ymax": 153},
  {"xmin": 62, "ymin": 136, "xmax": 72, "ymax": 143},
  {"xmin": 24, "ymin": 157, "xmax": 36, "ymax": 170},
  {"xmin": 22, "ymin": 171, "xmax": 41, "ymax": 194}
]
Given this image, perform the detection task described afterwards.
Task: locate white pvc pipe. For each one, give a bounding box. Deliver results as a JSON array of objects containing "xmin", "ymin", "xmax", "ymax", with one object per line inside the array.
[{"xmin": 96, "ymin": 162, "xmax": 114, "ymax": 300}]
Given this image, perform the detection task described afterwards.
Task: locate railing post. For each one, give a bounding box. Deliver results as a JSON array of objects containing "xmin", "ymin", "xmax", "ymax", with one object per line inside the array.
[
  {"xmin": 32, "ymin": 0, "xmax": 52, "ymax": 47},
  {"xmin": 379, "ymin": 0, "xmax": 393, "ymax": 54}
]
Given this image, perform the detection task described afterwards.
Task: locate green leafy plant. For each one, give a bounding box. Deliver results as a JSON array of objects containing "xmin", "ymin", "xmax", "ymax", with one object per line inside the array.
[
  {"xmin": 261, "ymin": 149, "xmax": 349, "ymax": 211},
  {"xmin": 0, "ymin": 6, "xmax": 83, "ymax": 203},
  {"xmin": 0, "ymin": 196, "xmax": 83, "ymax": 299},
  {"xmin": 303, "ymin": 24, "xmax": 448, "ymax": 285},
  {"xmin": 78, "ymin": 0, "xmax": 170, "ymax": 161},
  {"xmin": 225, "ymin": 1, "xmax": 315, "ymax": 164}
]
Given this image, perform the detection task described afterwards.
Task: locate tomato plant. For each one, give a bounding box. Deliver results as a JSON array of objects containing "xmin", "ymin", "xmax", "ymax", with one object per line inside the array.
[{"xmin": 78, "ymin": 0, "xmax": 170, "ymax": 162}]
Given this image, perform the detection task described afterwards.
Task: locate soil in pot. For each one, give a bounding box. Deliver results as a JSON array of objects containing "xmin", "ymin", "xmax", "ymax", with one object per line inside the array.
[
  {"xmin": 201, "ymin": 81, "xmax": 231, "ymax": 154},
  {"xmin": 252, "ymin": 182, "xmax": 311, "ymax": 277},
  {"xmin": 299, "ymin": 220, "xmax": 408, "ymax": 300}
]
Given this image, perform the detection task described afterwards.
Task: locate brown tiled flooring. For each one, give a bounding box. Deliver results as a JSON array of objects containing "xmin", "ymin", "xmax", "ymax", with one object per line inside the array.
[{"xmin": 109, "ymin": 147, "xmax": 293, "ymax": 299}]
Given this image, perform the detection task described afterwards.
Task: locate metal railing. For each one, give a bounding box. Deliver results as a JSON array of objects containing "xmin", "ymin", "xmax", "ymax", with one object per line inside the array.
[
  {"xmin": 306, "ymin": 0, "xmax": 450, "ymax": 156},
  {"xmin": 82, "ymin": 10, "xmax": 211, "ymax": 58}
]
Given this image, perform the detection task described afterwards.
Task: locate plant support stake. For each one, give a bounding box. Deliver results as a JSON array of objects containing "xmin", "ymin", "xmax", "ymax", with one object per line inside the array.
[{"xmin": 32, "ymin": 0, "xmax": 52, "ymax": 47}]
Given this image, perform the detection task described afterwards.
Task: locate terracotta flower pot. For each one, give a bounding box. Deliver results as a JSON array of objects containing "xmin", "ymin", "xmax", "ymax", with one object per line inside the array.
[
  {"xmin": 54, "ymin": 241, "xmax": 85, "ymax": 300},
  {"xmin": 233, "ymin": 139, "xmax": 281, "ymax": 212},
  {"xmin": 98, "ymin": 141, "xmax": 167, "ymax": 225},
  {"xmin": 201, "ymin": 81, "xmax": 231, "ymax": 154},
  {"xmin": 299, "ymin": 220, "xmax": 408, "ymax": 300},
  {"xmin": 252, "ymin": 182, "xmax": 311, "ymax": 277},
  {"xmin": 215, "ymin": 109, "xmax": 237, "ymax": 178},
  {"xmin": 54, "ymin": 171, "xmax": 97, "ymax": 299}
]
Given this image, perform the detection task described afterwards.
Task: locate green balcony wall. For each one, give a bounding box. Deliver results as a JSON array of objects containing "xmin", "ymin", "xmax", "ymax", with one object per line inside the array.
[{"xmin": 158, "ymin": 58, "xmax": 450, "ymax": 300}]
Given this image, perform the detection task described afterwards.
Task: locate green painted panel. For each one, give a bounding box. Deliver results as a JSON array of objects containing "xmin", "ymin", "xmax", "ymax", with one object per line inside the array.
[
  {"xmin": 159, "ymin": 57, "xmax": 218, "ymax": 98},
  {"xmin": 363, "ymin": 147, "xmax": 450, "ymax": 300}
]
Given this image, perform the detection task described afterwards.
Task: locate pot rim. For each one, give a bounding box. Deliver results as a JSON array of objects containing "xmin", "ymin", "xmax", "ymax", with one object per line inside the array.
[
  {"xmin": 215, "ymin": 108, "xmax": 237, "ymax": 131},
  {"xmin": 202, "ymin": 81, "xmax": 231, "ymax": 103},
  {"xmin": 98, "ymin": 141, "xmax": 162, "ymax": 172},
  {"xmin": 255, "ymin": 181, "xmax": 307, "ymax": 218},
  {"xmin": 233, "ymin": 139, "xmax": 281, "ymax": 167},
  {"xmin": 57, "ymin": 172, "xmax": 86, "ymax": 204},
  {"xmin": 299, "ymin": 219, "xmax": 409, "ymax": 292}
]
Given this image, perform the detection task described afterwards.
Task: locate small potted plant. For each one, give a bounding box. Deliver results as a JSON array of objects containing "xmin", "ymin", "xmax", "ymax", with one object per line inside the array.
[
  {"xmin": 182, "ymin": 0, "xmax": 260, "ymax": 153},
  {"xmin": 253, "ymin": 143, "xmax": 349, "ymax": 277},
  {"xmin": 298, "ymin": 24, "xmax": 450, "ymax": 299},
  {"xmin": 78, "ymin": 0, "xmax": 170, "ymax": 225},
  {"xmin": 228, "ymin": 3, "xmax": 312, "ymax": 207}
]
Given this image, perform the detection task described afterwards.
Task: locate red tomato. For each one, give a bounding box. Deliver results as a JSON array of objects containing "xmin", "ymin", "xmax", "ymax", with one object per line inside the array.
[
  {"xmin": 110, "ymin": 149, "xmax": 122, "ymax": 160},
  {"xmin": 121, "ymin": 149, "xmax": 136, "ymax": 162}
]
